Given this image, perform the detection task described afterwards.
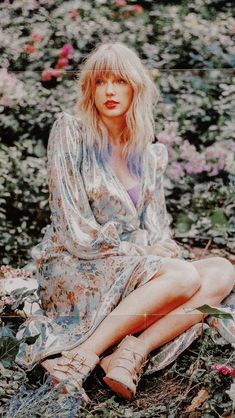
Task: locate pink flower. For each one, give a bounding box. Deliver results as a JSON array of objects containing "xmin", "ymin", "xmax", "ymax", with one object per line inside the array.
[
  {"xmin": 231, "ymin": 21, "xmax": 235, "ymax": 33},
  {"xmin": 131, "ymin": 4, "xmax": 143, "ymax": 13},
  {"xmin": 41, "ymin": 68, "xmax": 62, "ymax": 81},
  {"xmin": 59, "ymin": 43, "xmax": 74, "ymax": 58},
  {"xmin": 70, "ymin": 9, "xmax": 79, "ymax": 19},
  {"xmin": 41, "ymin": 68, "xmax": 54, "ymax": 81},
  {"xmin": 31, "ymin": 32, "xmax": 42, "ymax": 43},
  {"xmin": 115, "ymin": 0, "xmax": 127, "ymax": 6},
  {"xmin": 230, "ymin": 368, "xmax": 235, "ymax": 377},
  {"xmin": 220, "ymin": 366, "xmax": 232, "ymax": 375},
  {"xmin": 168, "ymin": 162, "xmax": 185, "ymax": 179},
  {"xmin": 212, "ymin": 364, "xmax": 231, "ymax": 375},
  {"xmin": 23, "ymin": 44, "xmax": 36, "ymax": 54},
  {"xmin": 56, "ymin": 57, "xmax": 69, "ymax": 69}
]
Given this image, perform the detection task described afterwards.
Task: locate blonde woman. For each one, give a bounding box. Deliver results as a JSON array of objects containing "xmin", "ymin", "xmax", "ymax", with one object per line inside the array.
[{"xmin": 16, "ymin": 42, "xmax": 235, "ymax": 403}]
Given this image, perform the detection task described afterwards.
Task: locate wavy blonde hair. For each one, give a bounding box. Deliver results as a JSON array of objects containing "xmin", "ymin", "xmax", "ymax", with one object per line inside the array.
[{"xmin": 74, "ymin": 42, "xmax": 159, "ymax": 177}]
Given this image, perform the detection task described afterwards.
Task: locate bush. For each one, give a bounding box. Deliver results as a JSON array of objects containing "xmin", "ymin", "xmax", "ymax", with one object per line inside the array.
[{"xmin": 0, "ymin": 0, "xmax": 234, "ymax": 266}]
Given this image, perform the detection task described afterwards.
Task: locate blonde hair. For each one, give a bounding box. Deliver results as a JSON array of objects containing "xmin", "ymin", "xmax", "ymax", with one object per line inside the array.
[{"xmin": 74, "ymin": 42, "xmax": 159, "ymax": 177}]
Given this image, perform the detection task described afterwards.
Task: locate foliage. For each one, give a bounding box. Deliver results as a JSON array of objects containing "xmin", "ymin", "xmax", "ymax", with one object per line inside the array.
[{"xmin": 0, "ymin": 0, "xmax": 234, "ymax": 265}]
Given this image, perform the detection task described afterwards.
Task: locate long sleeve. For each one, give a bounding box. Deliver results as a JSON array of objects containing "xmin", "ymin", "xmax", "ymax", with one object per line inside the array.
[
  {"xmin": 141, "ymin": 143, "xmax": 182, "ymax": 254},
  {"xmin": 47, "ymin": 111, "xmax": 144, "ymax": 259}
]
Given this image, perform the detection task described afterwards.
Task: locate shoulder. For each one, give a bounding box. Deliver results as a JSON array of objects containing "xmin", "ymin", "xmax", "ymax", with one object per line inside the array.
[
  {"xmin": 52, "ymin": 110, "xmax": 84, "ymax": 132},
  {"xmin": 49, "ymin": 111, "xmax": 85, "ymax": 147},
  {"xmin": 47, "ymin": 111, "xmax": 85, "ymax": 161},
  {"xmin": 147, "ymin": 142, "xmax": 168, "ymax": 173}
]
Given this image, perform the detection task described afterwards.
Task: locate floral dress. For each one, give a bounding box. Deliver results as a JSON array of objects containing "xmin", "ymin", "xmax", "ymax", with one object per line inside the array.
[{"xmin": 15, "ymin": 111, "xmax": 182, "ymax": 370}]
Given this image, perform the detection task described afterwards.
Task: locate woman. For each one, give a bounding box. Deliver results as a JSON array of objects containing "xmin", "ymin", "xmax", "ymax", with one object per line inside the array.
[{"xmin": 16, "ymin": 42, "xmax": 235, "ymax": 403}]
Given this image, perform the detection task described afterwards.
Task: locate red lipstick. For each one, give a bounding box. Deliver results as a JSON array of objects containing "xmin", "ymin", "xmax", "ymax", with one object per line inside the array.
[{"xmin": 104, "ymin": 100, "xmax": 119, "ymax": 108}]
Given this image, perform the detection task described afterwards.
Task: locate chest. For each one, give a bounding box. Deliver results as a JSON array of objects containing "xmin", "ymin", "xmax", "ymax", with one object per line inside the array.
[{"xmin": 109, "ymin": 152, "xmax": 138, "ymax": 190}]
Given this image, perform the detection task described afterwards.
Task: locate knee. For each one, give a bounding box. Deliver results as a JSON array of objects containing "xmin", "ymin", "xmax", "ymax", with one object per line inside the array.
[
  {"xmin": 162, "ymin": 259, "xmax": 201, "ymax": 300},
  {"xmin": 206, "ymin": 257, "xmax": 235, "ymax": 298}
]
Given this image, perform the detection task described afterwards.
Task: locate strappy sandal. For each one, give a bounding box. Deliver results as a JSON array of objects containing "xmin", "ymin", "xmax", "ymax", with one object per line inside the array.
[
  {"xmin": 43, "ymin": 347, "xmax": 99, "ymax": 404},
  {"xmin": 100, "ymin": 335, "xmax": 149, "ymax": 400}
]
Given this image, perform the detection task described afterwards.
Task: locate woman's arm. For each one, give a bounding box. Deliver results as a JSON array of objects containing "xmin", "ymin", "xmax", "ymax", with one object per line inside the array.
[{"xmin": 47, "ymin": 111, "xmax": 145, "ymax": 259}]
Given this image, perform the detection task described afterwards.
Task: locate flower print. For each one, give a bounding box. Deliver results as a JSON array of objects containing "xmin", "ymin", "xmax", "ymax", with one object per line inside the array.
[
  {"xmin": 76, "ymin": 262, "xmax": 96, "ymax": 273},
  {"xmin": 100, "ymin": 243, "xmax": 113, "ymax": 252},
  {"xmin": 67, "ymin": 291, "xmax": 76, "ymax": 305}
]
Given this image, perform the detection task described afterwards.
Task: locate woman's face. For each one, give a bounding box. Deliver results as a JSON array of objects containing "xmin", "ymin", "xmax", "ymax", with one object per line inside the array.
[{"xmin": 94, "ymin": 73, "xmax": 133, "ymax": 121}]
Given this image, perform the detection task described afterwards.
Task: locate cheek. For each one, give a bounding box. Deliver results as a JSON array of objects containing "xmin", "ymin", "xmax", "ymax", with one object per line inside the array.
[
  {"xmin": 94, "ymin": 90, "xmax": 102, "ymax": 107},
  {"xmin": 126, "ymin": 88, "xmax": 133, "ymax": 106}
]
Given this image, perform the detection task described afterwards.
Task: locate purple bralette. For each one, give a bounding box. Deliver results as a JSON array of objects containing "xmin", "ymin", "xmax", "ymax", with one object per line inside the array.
[{"xmin": 126, "ymin": 184, "xmax": 140, "ymax": 206}]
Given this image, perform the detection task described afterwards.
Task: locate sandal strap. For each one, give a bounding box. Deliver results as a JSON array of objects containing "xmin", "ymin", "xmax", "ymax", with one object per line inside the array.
[
  {"xmin": 108, "ymin": 346, "xmax": 148, "ymax": 377},
  {"xmin": 60, "ymin": 348, "xmax": 99, "ymax": 370}
]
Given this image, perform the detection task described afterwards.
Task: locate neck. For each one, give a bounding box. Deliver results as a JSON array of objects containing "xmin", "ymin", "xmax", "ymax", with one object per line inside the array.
[{"xmin": 100, "ymin": 115, "xmax": 126, "ymax": 144}]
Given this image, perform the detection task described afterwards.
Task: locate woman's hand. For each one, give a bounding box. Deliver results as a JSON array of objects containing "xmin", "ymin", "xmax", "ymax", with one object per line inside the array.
[{"xmin": 147, "ymin": 240, "xmax": 182, "ymax": 258}]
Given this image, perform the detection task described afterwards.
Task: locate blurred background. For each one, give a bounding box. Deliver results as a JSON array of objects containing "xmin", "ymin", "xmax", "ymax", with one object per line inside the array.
[{"xmin": 0, "ymin": 0, "xmax": 234, "ymax": 267}]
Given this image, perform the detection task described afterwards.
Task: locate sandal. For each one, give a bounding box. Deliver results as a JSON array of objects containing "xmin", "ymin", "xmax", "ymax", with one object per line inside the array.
[
  {"xmin": 42, "ymin": 347, "xmax": 99, "ymax": 403},
  {"xmin": 100, "ymin": 335, "xmax": 149, "ymax": 400}
]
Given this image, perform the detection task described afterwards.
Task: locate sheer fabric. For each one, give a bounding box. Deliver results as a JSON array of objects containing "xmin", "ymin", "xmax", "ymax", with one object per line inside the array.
[{"xmin": 16, "ymin": 111, "xmax": 181, "ymax": 369}]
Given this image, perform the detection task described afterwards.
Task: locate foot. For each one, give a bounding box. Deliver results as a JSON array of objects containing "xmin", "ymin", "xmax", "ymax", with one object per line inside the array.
[
  {"xmin": 100, "ymin": 335, "xmax": 149, "ymax": 400},
  {"xmin": 42, "ymin": 347, "xmax": 99, "ymax": 403}
]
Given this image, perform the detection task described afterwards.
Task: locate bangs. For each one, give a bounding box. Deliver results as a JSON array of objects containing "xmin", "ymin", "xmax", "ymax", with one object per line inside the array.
[{"xmin": 87, "ymin": 48, "xmax": 139, "ymax": 88}]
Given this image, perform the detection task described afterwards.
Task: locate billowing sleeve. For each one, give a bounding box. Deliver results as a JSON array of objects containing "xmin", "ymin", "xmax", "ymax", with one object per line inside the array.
[
  {"xmin": 48, "ymin": 111, "xmax": 144, "ymax": 259},
  {"xmin": 141, "ymin": 143, "xmax": 182, "ymax": 254}
]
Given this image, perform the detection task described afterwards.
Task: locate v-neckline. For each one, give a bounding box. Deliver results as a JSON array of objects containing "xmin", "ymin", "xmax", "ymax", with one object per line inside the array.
[{"xmin": 105, "ymin": 156, "xmax": 146, "ymax": 213}]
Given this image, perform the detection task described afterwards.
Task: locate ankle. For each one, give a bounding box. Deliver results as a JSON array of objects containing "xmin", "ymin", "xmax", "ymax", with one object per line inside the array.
[{"xmin": 136, "ymin": 336, "xmax": 151, "ymax": 356}]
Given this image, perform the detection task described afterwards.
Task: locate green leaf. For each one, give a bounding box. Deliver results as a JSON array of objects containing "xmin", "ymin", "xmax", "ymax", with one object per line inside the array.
[
  {"xmin": 0, "ymin": 325, "xmax": 14, "ymax": 338},
  {"xmin": 176, "ymin": 214, "xmax": 193, "ymax": 233},
  {"xmin": 186, "ymin": 304, "xmax": 234, "ymax": 320},
  {"xmin": 0, "ymin": 336, "xmax": 21, "ymax": 367},
  {"xmin": 210, "ymin": 209, "xmax": 228, "ymax": 228},
  {"xmin": 24, "ymin": 334, "xmax": 40, "ymax": 345}
]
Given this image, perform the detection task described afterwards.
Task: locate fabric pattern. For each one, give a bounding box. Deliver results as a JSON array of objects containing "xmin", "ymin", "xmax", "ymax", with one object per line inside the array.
[{"xmin": 15, "ymin": 111, "xmax": 185, "ymax": 369}]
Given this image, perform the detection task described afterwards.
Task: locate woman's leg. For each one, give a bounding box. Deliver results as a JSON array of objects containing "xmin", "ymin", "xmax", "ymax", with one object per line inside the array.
[
  {"xmin": 68, "ymin": 258, "xmax": 201, "ymax": 356},
  {"xmin": 137, "ymin": 256, "xmax": 235, "ymax": 353},
  {"xmin": 42, "ymin": 258, "xmax": 200, "ymax": 375},
  {"xmin": 42, "ymin": 256, "xmax": 234, "ymax": 376},
  {"xmin": 70, "ymin": 256, "xmax": 234, "ymax": 356}
]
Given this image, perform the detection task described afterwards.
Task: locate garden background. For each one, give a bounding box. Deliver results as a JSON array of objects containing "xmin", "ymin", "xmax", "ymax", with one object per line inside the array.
[{"xmin": 0, "ymin": 0, "xmax": 235, "ymax": 417}]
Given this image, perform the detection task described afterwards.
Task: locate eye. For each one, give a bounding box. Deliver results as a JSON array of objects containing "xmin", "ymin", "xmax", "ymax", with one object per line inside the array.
[
  {"xmin": 116, "ymin": 78, "xmax": 126, "ymax": 84},
  {"xmin": 95, "ymin": 79, "xmax": 104, "ymax": 85}
]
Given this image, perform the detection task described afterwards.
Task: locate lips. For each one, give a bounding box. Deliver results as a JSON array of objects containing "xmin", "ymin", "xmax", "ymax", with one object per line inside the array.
[{"xmin": 104, "ymin": 100, "xmax": 119, "ymax": 105}]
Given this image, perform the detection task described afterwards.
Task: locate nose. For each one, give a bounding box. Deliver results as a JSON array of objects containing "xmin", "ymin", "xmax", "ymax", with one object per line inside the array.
[{"xmin": 105, "ymin": 80, "xmax": 115, "ymax": 96}]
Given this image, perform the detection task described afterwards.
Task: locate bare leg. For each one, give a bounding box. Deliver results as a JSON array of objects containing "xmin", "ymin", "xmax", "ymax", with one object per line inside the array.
[
  {"xmin": 68, "ymin": 256, "xmax": 234, "ymax": 356},
  {"xmin": 42, "ymin": 257, "xmax": 234, "ymax": 376},
  {"xmin": 42, "ymin": 258, "xmax": 200, "ymax": 373},
  {"xmin": 138, "ymin": 257, "xmax": 235, "ymax": 353},
  {"xmin": 67, "ymin": 259, "xmax": 201, "ymax": 356}
]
